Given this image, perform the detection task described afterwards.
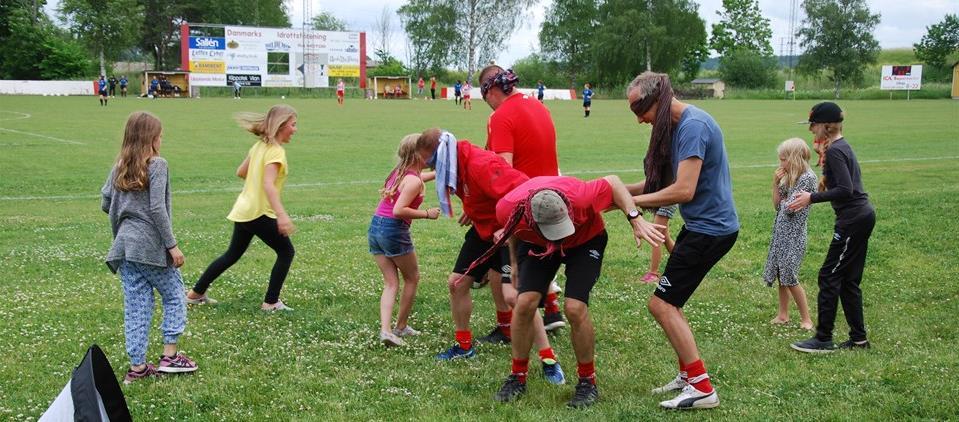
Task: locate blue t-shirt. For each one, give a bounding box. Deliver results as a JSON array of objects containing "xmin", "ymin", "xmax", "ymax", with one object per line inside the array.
[
  {"xmin": 119, "ymin": 77, "xmax": 128, "ymax": 87},
  {"xmin": 98, "ymin": 79, "xmax": 107, "ymax": 91},
  {"xmin": 454, "ymin": 82, "xmax": 462, "ymax": 94},
  {"xmin": 583, "ymin": 88, "xmax": 593, "ymax": 102},
  {"xmin": 537, "ymin": 83, "xmax": 545, "ymax": 95},
  {"xmin": 671, "ymin": 105, "xmax": 739, "ymax": 236}
]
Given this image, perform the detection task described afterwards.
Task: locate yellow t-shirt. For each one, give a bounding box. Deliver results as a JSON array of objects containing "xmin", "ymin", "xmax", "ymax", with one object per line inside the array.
[{"xmin": 227, "ymin": 141, "xmax": 288, "ymax": 222}]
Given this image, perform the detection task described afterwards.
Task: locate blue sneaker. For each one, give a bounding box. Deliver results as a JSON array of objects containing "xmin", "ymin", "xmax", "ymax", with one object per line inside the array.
[
  {"xmin": 542, "ymin": 360, "xmax": 566, "ymax": 385},
  {"xmin": 435, "ymin": 344, "xmax": 476, "ymax": 361}
]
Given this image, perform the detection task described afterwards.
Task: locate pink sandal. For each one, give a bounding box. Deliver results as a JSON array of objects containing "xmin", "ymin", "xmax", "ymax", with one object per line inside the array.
[{"xmin": 641, "ymin": 272, "xmax": 660, "ymax": 284}]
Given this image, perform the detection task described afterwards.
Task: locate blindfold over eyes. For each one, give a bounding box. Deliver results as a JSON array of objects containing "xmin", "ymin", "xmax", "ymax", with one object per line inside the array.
[{"xmin": 629, "ymin": 95, "xmax": 657, "ymax": 117}]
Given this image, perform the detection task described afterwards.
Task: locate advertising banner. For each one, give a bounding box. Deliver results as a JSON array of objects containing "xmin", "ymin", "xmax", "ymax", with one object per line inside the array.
[
  {"xmin": 185, "ymin": 26, "xmax": 362, "ymax": 87},
  {"xmin": 880, "ymin": 65, "xmax": 922, "ymax": 90}
]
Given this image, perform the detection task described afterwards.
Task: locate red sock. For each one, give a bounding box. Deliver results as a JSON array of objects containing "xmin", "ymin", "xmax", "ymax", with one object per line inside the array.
[
  {"xmin": 684, "ymin": 359, "xmax": 713, "ymax": 393},
  {"xmin": 577, "ymin": 361, "xmax": 596, "ymax": 385},
  {"xmin": 538, "ymin": 347, "xmax": 556, "ymax": 363},
  {"xmin": 511, "ymin": 358, "xmax": 529, "ymax": 383},
  {"xmin": 545, "ymin": 292, "xmax": 560, "ymax": 314},
  {"xmin": 455, "ymin": 330, "xmax": 472, "ymax": 351},
  {"xmin": 496, "ymin": 310, "xmax": 512, "ymax": 338}
]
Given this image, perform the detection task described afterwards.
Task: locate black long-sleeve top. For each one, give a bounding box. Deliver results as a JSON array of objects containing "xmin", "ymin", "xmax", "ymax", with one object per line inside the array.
[{"xmin": 810, "ymin": 138, "xmax": 872, "ymax": 223}]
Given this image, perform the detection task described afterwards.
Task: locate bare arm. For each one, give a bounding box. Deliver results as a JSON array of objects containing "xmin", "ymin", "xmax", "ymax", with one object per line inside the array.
[
  {"xmin": 772, "ymin": 168, "xmax": 784, "ymax": 210},
  {"xmin": 393, "ymin": 175, "xmax": 439, "ymax": 220},
  {"xmin": 633, "ymin": 158, "xmax": 703, "ymax": 208},
  {"xmin": 603, "ymin": 175, "xmax": 665, "ymax": 247},
  {"xmin": 497, "ymin": 152, "xmax": 514, "ymax": 167},
  {"xmin": 262, "ymin": 163, "xmax": 295, "ymax": 236},
  {"xmin": 236, "ymin": 157, "xmax": 250, "ymax": 179},
  {"xmin": 420, "ymin": 170, "xmax": 436, "ymax": 183},
  {"xmin": 625, "ymin": 180, "xmax": 645, "ymax": 196}
]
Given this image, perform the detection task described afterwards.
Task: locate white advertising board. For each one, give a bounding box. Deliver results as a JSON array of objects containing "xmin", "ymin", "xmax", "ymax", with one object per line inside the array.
[
  {"xmin": 186, "ymin": 25, "xmax": 362, "ymax": 88},
  {"xmin": 880, "ymin": 65, "xmax": 922, "ymax": 90}
]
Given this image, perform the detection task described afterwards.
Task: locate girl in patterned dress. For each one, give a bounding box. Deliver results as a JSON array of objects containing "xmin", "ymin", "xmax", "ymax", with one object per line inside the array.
[{"xmin": 763, "ymin": 138, "xmax": 816, "ymax": 330}]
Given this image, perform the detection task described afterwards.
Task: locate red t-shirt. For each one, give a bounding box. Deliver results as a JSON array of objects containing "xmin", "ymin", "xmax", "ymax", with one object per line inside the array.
[
  {"xmin": 486, "ymin": 93, "xmax": 559, "ymax": 177},
  {"xmin": 456, "ymin": 141, "xmax": 529, "ymax": 240},
  {"xmin": 430, "ymin": 79, "xmax": 436, "ymax": 89},
  {"xmin": 495, "ymin": 176, "xmax": 612, "ymax": 249}
]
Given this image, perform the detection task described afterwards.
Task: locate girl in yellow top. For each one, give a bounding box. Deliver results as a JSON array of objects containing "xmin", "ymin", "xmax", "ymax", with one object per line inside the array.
[{"xmin": 187, "ymin": 105, "xmax": 298, "ymax": 311}]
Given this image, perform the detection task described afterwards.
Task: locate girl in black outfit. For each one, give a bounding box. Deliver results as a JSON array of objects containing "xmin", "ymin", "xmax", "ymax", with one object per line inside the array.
[{"xmin": 787, "ymin": 102, "xmax": 875, "ymax": 353}]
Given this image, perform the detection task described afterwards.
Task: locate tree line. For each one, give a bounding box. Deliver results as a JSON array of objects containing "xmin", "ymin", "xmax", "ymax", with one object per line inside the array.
[{"xmin": 1, "ymin": 0, "xmax": 956, "ymax": 98}]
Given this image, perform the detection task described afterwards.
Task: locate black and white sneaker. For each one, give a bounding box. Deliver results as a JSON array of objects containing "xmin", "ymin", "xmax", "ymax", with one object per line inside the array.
[
  {"xmin": 837, "ymin": 339, "xmax": 871, "ymax": 350},
  {"xmin": 494, "ymin": 375, "xmax": 527, "ymax": 403},
  {"xmin": 791, "ymin": 337, "xmax": 836, "ymax": 353},
  {"xmin": 543, "ymin": 311, "xmax": 566, "ymax": 332},
  {"xmin": 659, "ymin": 385, "xmax": 719, "ymax": 410},
  {"xmin": 567, "ymin": 377, "xmax": 599, "ymax": 408},
  {"xmin": 477, "ymin": 326, "xmax": 511, "ymax": 345}
]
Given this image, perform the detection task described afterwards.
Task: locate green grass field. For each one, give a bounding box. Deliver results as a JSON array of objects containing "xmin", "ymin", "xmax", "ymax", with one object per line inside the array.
[{"xmin": 1, "ymin": 95, "xmax": 957, "ymax": 420}]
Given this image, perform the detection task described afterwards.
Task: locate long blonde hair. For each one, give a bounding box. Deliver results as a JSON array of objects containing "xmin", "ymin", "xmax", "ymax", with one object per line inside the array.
[
  {"xmin": 777, "ymin": 138, "xmax": 811, "ymax": 190},
  {"xmin": 114, "ymin": 111, "xmax": 162, "ymax": 191},
  {"xmin": 380, "ymin": 133, "xmax": 423, "ymax": 198},
  {"xmin": 812, "ymin": 121, "xmax": 844, "ymax": 191},
  {"xmin": 234, "ymin": 104, "xmax": 297, "ymax": 144}
]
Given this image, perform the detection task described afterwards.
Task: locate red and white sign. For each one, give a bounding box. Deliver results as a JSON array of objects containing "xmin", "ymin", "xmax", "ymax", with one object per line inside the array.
[{"xmin": 881, "ymin": 65, "xmax": 922, "ymax": 90}]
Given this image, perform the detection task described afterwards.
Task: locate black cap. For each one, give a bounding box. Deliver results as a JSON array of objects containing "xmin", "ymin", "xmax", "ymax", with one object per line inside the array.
[{"xmin": 800, "ymin": 102, "xmax": 844, "ymax": 124}]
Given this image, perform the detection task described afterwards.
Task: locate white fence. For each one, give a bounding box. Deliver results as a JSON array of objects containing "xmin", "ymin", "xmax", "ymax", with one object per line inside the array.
[
  {"xmin": 443, "ymin": 87, "xmax": 576, "ymax": 100},
  {"xmin": 0, "ymin": 80, "xmax": 95, "ymax": 96}
]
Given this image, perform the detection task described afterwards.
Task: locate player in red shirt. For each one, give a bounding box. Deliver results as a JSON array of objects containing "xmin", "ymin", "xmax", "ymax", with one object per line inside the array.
[
  {"xmin": 479, "ymin": 65, "xmax": 565, "ymax": 339},
  {"xmin": 485, "ymin": 175, "xmax": 664, "ymax": 408},
  {"xmin": 414, "ymin": 129, "xmax": 566, "ymax": 384}
]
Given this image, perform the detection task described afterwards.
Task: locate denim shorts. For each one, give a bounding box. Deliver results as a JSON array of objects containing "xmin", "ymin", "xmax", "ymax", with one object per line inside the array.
[
  {"xmin": 368, "ymin": 215, "xmax": 414, "ymax": 257},
  {"xmin": 656, "ymin": 204, "xmax": 678, "ymax": 218}
]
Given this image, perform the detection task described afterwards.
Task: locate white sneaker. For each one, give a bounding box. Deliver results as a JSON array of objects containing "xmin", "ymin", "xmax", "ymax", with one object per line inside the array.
[
  {"xmin": 659, "ymin": 385, "xmax": 719, "ymax": 410},
  {"xmin": 392, "ymin": 326, "xmax": 422, "ymax": 337},
  {"xmin": 548, "ymin": 279, "xmax": 562, "ymax": 294},
  {"xmin": 380, "ymin": 331, "xmax": 405, "ymax": 347},
  {"xmin": 651, "ymin": 373, "xmax": 688, "ymax": 394}
]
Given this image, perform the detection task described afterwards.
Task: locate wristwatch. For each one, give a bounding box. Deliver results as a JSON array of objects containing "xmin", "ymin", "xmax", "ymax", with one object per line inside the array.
[{"xmin": 626, "ymin": 209, "xmax": 641, "ymax": 220}]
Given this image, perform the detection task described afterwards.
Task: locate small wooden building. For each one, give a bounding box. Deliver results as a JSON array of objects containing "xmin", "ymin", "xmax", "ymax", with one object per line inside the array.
[
  {"xmin": 952, "ymin": 61, "xmax": 959, "ymax": 100},
  {"xmin": 691, "ymin": 78, "xmax": 726, "ymax": 99}
]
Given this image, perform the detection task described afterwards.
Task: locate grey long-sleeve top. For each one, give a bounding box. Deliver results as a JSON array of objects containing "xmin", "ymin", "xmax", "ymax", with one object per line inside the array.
[{"xmin": 101, "ymin": 157, "xmax": 176, "ymax": 273}]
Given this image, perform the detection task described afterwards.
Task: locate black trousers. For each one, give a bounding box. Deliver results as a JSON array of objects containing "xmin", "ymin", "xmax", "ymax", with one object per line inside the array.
[
  {"xmin": 816, "ymin": 209, "xmax": 875, "ymax": 342},
  {"xmin": 193, "ymin": 215, "xmax": 295, "ymax": 304}
]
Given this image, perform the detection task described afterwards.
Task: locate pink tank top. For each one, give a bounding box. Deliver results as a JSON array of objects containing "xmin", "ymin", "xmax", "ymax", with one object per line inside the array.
[{"xmin": 375, "ymin": 170, "xmax": 423, "ymax": 224}]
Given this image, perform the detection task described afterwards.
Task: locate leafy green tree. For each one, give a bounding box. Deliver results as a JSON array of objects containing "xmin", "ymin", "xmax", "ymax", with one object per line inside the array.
[
  {"xmin": 367, "ymin": 49, "xmax": 408, "ymax": 77},
  {"xmin": 797, "ymin": 0, "xmax": 880, "ymax": 98},
  {"xmin": 709, "ymin": 0, "xmax": 773, "ymax": 57},
  {"xmin": 447, "ymin": 0, "xmax": 536, "ymax": 83},
  {"xmin": 681, "ymin": 41, "xmax": 709, "ymax": 82},
  {"xmin": 914, "ymin": 14, "xmax": 959, "ymax": 69},
  {"xmin": 539, "ymin": 0, "xmax": 598, "ymax": 83},
  {"xmin": 398, "ymin": 0, "xmax": 456, "ymax": 77},
  {"xmin": 510, "ymin": 53, "xmax": 567, "ymax": 88},
  {"xmin": 592, "ymin": 0, "xmax": 706, "ymax": 87},
  {"xmin": 718, "ymin": 48, "xmax": 777, "ymax": 88},
  {"xmin": 0, "ymin": 7, "xmax": 90, "ymax": 79},
  {"xmin": 311, "ymin": 10, "xmax": 347, "ymax": 31},
  {"xmin": 59, "ymin": 0, "xmax": 144, "ymax": 76},
  {"xmin": 39, "ymin": 34, "xmax": 93, "ymax": 79}
]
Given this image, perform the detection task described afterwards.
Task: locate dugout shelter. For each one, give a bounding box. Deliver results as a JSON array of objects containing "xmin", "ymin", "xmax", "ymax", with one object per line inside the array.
[{"xmin": 370, "ymin": 76, "xmax": 411, "ymax": 99}]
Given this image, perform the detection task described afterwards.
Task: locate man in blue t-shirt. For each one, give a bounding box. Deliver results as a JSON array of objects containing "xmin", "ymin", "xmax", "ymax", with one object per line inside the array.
[
  {"xmin": 537, "ymin": 80, "xmax": 545, "ymax": 103},
  {"xmin": 626, "ymin": 72, "xmax": 739, "ymax": 411},
  {"xmin": 582, "ymin": 83, "xmax": 593, "ymax": 117},
  {"xmin": 453, "ymin": 80, "xmax": 462, "ymax": 105},
  {"xmin": 119, "ymin": 75, "xmax": 128, "ymax": 97}
]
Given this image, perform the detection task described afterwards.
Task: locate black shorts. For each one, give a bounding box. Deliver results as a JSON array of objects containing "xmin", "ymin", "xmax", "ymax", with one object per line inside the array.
[
  {"xmin": 655, "ymin": 226, "xmax": 738, "ymax": 307},
  {"xmin": 516, "ymin": 231, "xmax": 608, "ymax": 305},
  {"xmin": 99, "ymin": 89, "xmax": 107, "ymax": 96},
  {"xmin": 452, "ymin": 227, "xmax": 507, "ymax": 280},
  {"xmin": 537, "ymin": 93, "xmax": 544, "ymax": 100}
]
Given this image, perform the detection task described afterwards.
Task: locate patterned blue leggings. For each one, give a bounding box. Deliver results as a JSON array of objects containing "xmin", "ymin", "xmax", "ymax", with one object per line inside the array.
[{"xmin": 119, "ymin": 260, "xmax": 187, "ymax": 365}]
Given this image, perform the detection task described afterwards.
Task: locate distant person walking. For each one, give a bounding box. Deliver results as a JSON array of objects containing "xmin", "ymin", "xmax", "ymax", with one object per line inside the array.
[
  {"xmin": 108, "ymin": 75, "xmax": 118, "ymax": 97},
  {"xmin": 463, "ymin": 81, "xmax": 473, "ymax": 110},
  {"xmin": 454, "ymin": 80, "xmax": 463, "ymax": 105},
  {"xmin": 336, "ymin": 78, "xmax": 345, "ymax": 106},
  {"xmin": 101, "ymin": 111, "xmax": 198, "ymax": 384},
  {"xmin": 582, "ymin": 83, "xmax": 593, "ymax": 118},
  {"xmin": 119, "ymin": 75, "xmax": 129, "ymax": 97},
  {"xmin": 430, "ymin": 76, "xmax": 437, "ymax": 100},
  {"xmin": 788, "ymin": 102, "xmax": 875, "ymax": 353},
  {"xmin": 98, "ymin": 76, "xmax": 108, "ymax": 106},
  {"xmin": 417, "ymin": 77, "xmax": 425, "ymax": 99},
  {"xmin": 537, "ymin": 80, "xmax": 545, "ymax": 103},
  {"xmin": 187, "ymin": 105, "xmax": 299, "ymax": 311}
]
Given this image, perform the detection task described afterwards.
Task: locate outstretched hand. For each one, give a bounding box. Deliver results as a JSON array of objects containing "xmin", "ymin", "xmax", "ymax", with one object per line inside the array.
[{"xmin": 631, "ymin": 218, "xmax": 666, "ymax": 248}]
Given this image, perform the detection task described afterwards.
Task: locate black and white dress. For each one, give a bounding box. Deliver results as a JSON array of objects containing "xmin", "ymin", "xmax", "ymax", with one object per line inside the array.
[{"xmin": 763, "ymin": 170, "xmax": 817, "ymax": 287}]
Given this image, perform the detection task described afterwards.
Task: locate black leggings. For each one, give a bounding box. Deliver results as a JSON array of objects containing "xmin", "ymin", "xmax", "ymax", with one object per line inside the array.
[{"xmin": 192, "ymin": 215, "xmax": 295, "ymax": 304}]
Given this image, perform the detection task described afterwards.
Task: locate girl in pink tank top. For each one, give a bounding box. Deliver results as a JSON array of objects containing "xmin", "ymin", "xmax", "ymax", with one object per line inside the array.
[{"xmin": 368, "ymin": 133, "xmax": 440, "ymax": 347}]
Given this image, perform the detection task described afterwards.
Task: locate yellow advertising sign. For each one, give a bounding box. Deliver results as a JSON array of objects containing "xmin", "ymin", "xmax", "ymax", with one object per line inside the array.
[
  {"xmin": 328, "ymin": 65, "xmax": 360, "ymax": 77},
  {"xmin": 190, "ymin": 60, "xmax": 226, "ymax": 74}
]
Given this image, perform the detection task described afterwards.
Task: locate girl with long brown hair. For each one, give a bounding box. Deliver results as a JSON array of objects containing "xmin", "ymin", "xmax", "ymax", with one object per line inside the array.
[{"xmin": 101, "ymin": 111, "xmax": 198, "ymax": 383}]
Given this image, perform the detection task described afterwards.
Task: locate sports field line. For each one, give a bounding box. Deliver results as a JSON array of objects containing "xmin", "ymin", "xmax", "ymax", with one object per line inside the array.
[
  {"xmin": 0, "ymin": 155, "xmax": 955, "ymax": 202},
  {"xmin": 0, "ymin": 111, "xmax": 31, "ymax": 121},
  {"xmin": 0, "ymin": 111, "xmax": 86, "ymax": 145}
]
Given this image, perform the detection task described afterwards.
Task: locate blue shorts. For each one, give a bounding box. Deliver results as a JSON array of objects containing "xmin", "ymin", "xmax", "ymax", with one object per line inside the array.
[
  {"xmin": 656, "ymin": 204, "xmax": 678, "ymax": 218},
  {"xmin": 368, "ymin": 215, "xmax": 414, "ymax": 257}
]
